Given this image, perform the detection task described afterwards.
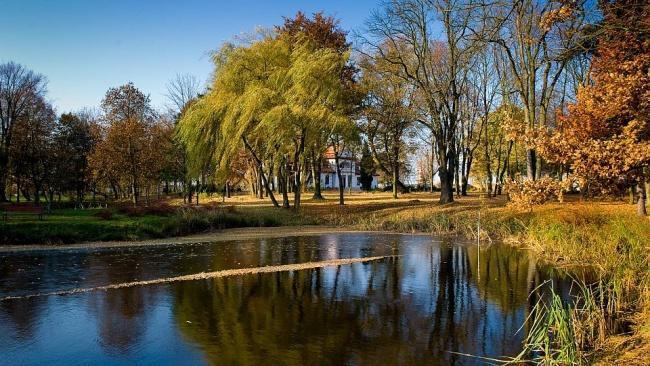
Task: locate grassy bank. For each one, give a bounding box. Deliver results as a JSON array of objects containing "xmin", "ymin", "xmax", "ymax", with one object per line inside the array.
[{"xmin": 0, "ymin": 205, "xmax": 312, "ymax": 245}]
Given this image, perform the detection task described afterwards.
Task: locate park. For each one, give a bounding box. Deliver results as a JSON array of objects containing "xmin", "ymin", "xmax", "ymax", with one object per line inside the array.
[{"xmin": 1, "ymin": 0, "xmax": 649, "ymax": 365}]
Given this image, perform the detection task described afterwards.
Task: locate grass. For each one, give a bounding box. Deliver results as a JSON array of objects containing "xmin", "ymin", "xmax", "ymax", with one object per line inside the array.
[{"xmin": 0, "ymin": 204, "xmax": 312, "ymax": 245}]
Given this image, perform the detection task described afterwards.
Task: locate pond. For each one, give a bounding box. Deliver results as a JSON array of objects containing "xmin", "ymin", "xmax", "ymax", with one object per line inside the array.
[{"xmin": 0, "ymin": 233, "xmax": 574, "ymax": 365}]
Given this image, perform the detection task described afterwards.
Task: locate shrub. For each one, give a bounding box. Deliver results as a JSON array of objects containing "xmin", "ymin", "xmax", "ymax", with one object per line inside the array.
[
  {"xmin": 505, "ymin": 176, "xmax": 572, "ymax": 210},
  {"xmin": 94, "ymin": 209, "xmax": 114, "ymax": 220},
  {"xmin": 145, "ymin": 202, "xmax": 177, "ymax": 216},
  {"xmin": 116, "ymin": 202, "xmax": 177, "ymax": 217}
]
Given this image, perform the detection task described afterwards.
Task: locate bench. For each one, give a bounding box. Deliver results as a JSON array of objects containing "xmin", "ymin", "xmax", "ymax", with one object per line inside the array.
[{"xmin": 1, "ymin": 205, "xmax": 46, "ymax": 221}]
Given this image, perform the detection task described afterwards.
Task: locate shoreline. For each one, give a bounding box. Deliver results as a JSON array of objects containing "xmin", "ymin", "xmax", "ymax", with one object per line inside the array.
[{"xmin": 0, "ymin": 225, "xmax": 437, "ymax": 253}]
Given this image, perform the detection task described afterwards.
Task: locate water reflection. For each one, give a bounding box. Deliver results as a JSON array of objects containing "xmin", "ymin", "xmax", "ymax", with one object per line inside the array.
[{"xmin": 0, "ymin": 234, "xmax": 572, "ymax": 365}]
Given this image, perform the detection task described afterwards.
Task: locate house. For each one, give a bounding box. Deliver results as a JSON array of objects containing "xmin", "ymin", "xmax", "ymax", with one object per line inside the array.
[{"xmin": 316, "ymin": 146, "xmax": 379, "ymax": 190}]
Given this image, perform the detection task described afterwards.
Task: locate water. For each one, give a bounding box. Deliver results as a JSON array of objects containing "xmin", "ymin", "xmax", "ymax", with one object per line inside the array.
[{"xmin": 0, "ymin": 233, "xmax": 574, "ymax": 365}]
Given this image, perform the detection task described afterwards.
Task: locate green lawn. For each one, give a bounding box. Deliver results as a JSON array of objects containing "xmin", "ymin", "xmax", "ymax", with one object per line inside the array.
[{"xmin": 0, "ymin": 206, "xmax": 312, "ymax": 245}]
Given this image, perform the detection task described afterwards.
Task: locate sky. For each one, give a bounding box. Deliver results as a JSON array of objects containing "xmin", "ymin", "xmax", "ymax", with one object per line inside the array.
[{"xmin": 0, "ymin": 0, "xmax": 380, "ymax": 113}]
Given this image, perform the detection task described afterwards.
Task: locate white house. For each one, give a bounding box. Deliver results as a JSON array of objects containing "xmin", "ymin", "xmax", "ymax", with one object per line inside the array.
[{"xmin": 316, "ymin": 146, "xmax": 379, "ymax": 190}]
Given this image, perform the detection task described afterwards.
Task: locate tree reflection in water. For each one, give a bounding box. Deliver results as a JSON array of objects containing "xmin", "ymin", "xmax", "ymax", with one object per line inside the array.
[{"xmin": 172, "ymin": 238, "xmax": 564, "ymax": 365}]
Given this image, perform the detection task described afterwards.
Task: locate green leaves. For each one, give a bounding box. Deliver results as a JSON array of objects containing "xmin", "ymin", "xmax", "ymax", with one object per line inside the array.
[{"xmin": 178, "ymin": 31, "xmax": 352, "ymax": 184}]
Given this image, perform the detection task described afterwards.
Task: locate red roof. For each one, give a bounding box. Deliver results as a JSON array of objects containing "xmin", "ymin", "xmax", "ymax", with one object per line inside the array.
[{"xmin": 323, "ymin": 146, "xmax": 354, "ymax": 160}]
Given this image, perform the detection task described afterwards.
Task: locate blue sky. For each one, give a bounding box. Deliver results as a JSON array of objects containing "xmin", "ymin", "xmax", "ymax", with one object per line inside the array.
[{"xmin": 0, "ymin": 0, "xmax": 380, "ymax": 113}]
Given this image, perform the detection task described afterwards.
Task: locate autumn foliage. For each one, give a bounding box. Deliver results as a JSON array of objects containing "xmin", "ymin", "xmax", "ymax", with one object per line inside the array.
[
  {"xmin": 540, "ymin": 0, "xmax": 650, "ymax": 197},
  {"xmin": 505, "ymin": 177, "xmax": 571, "ymax": 210}
]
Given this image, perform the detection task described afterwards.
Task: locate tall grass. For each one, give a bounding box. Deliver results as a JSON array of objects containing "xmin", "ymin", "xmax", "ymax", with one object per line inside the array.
[
  {"xmin": 513, "ymin": 279, "xmax": 619, "ymax": 365},
  {"xmin": 517, "ymin": 288, "xmax": 580, "ymax": 365}
]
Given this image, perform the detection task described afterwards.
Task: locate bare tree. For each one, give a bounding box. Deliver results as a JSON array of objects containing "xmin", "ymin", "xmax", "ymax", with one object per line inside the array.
[
  {"xmin": 360, "ymin": 0, "xmax": 482, "ymax": 203},
  {"xmin": 165, "ymin": 74, "xmax": 201, "ymax": 114},
  {"xmin": 0, "ymin": 62, "xmax": 47, "ymax": 201}
]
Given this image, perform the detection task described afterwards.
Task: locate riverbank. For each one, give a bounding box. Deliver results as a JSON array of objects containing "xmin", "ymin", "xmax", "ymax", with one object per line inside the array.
[
  {"xmin": 1, "ymin": 191, "xmax": 649, "ymax": 363},
  {"xmin": 0, "ymin": 226, "xmax": 370, "ymax": 252}
]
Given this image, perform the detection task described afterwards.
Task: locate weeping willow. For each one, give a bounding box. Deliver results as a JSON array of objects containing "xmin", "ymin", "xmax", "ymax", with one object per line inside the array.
[{"xmin": 177, "ymin": 31, "xmax": 352, "ymax": 208}]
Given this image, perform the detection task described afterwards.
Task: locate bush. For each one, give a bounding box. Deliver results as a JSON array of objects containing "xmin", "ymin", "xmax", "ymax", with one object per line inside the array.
[
  {"xmin": 116, "ymin": 202, "xmax": 177, "ymax": 217},
  {"xmin": 505, "ymin": 176, "xmax": 572, "ymax": 210},
  {"xmin": 94, "ymin": 209, "xmax": 113, "ymax": 220}
]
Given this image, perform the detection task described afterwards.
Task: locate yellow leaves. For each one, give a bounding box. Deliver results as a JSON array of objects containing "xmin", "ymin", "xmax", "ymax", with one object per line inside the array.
[
  {"xmin": 505, "ymin": 177, "xmax": 572, "ymax": 210},
  {"xmin": 539, "ymin": 3, "xmax": 576, "ymax": 31}
]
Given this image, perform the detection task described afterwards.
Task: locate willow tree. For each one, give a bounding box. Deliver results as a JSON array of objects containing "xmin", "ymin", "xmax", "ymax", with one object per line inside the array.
[
  {"xmin": 178, "ymin": 31, "xmax": 350, "ymax": 209},
  {"xmin": 277, "ymin": 12, "xmax": 359, "ymax": 201}
]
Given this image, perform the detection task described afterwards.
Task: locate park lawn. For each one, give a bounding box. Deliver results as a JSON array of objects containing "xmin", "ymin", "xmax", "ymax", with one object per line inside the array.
[
  {"xmin": 0, "ymin": 204, "xmax": 313, "ymax": 245},
  {"xmin": 0, "ymin": 209, "xmax": 173, "ymax": 244}
]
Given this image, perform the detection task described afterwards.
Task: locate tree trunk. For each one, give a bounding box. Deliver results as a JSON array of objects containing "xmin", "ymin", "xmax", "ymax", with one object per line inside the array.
[
  {"xmin": 438, "ymin": 145, "xmax": 455, "ymax": 204},
  {"xmin": 439, "ymin": 165, "xmax": 454, "ymax": 204},
  {"xmin": 0, "ymin": 149, "xmax": 8, "ymax": 202},
  {"xmin": 76, "ymin": 188, "xmax": 82, "ymax": 208},
  {"xmin": 461, "ymin": 156, "xmax": 472, "ymax": 196},
  {"xmin": 638, "ymin": 178, "xmax": 647, "ymax": 217},
  {"xmin": 34, "ymin": 186, "xmax": 41, "ymax": 205},
  {"xmin": 257, "ymin": 165, "xmax": 264, "ymax": 199},
  {"xmin": 241, "ymin": 136, "xmax": 279, "ymax": 207},
  {"xmin": 131, "ymin": 177, "xmax": 138, "ymax": 205},
  {"xmin": 526, "ymin": 148, "xmax": 536, "ymax": 181},
  {"xmin": 311, "ymin": 151, "xmax": 324, "ymax": 200},
  {"xmin": 392, "ymin": 161, "xmax": 398, "ymax": 199},
  {"xmin": 336, "ymin": 159, "xmax": 344, "ymax": 205},
  {"xmin": 280, "ymin": 158, "xmax": 290, "ymax": 208},
  {"xmin": 293, "ymin": 132, "xmax": 306, "ymax": 210},
  {"xmin": 454, "ymin": 160, "xmax": 461, "ymax": 197},
  {"xmin": 48, "ymin": 189, "xmax": 54, "ymax": 213}
]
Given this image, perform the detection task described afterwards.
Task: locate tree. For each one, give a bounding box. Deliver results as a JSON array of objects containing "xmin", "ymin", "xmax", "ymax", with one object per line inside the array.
[
  {"xmin": 165, "ymin": 75, "xmax": 202, "ymax": 204},
  {"xmin": 359, "ymin": 142, "xmax": 375, "ymax": 191},
  {"xmin": 359, "ymin": 47, "xmax": 417, "ymax": 199},
  {"xmin": 52, "ymin": 112, "xmax": 96, "ymax": 207},
  {"xmin": 8, "ymin": 95, "xmax": 56, "ymax": 205},
  {"xmin": 165, "ymin": 74, "xmax": 201, "ymax": 114},
  {"xmin": 484, "ymin": 0, "xmax": 590, "ymax": 180},
  {"xmin": 540, "ymin": 0, "xmax": 650, "ymax": 216},
  {"xmin": 90, "ymin": 83, "xmax": 159, "ymax": 205},
  {"xmin": 474, "ymin": 104, "xmax": 527, "ymax": 195},
  {"xmin": 329, "ymin": 123, "xmax": 360, "ymax": 205},
  {"xmin": 0, "ymin": 62, "xmax": 47, "ymax": 201},
  {"xmin": 361, "ymin": 0, "xmax": 481, "ymax": 203},
  {"xmin": 179, "ymin": 28, "xmax": 351, "ymax": 209},
  {"xmin": 277, "ymin": 12, "xmax": 360, "ymax": 201}
]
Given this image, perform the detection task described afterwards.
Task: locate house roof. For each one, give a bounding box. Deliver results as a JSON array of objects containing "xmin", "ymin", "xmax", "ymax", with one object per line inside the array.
[{"xmin": 323, "ymin": 146, "xmax": 354, "ymax": 160}]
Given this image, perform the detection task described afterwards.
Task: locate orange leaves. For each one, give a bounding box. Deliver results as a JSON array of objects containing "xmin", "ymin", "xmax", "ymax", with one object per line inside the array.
[
  {"xmin": 539, "ymin": 2, "xmax": 577, "ymax": 31},
  {"xmin": 539, "ymin": 0, "xmax": 650, "ymax": 193},
  {"xmin": 505, "ymin": 176, "xmax": 572, "ymax": 210}
]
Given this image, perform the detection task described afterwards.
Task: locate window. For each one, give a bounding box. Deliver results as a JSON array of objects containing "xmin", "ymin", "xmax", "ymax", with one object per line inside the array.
[{"xmin": 325, "ymin": 174, "xmax": 330, "ymax": 185}]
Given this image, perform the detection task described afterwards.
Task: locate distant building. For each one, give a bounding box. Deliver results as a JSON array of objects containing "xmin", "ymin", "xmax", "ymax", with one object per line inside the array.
[{"xmin": 314, "ymin": 146, "xmax": 379, "ymax": 190}]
